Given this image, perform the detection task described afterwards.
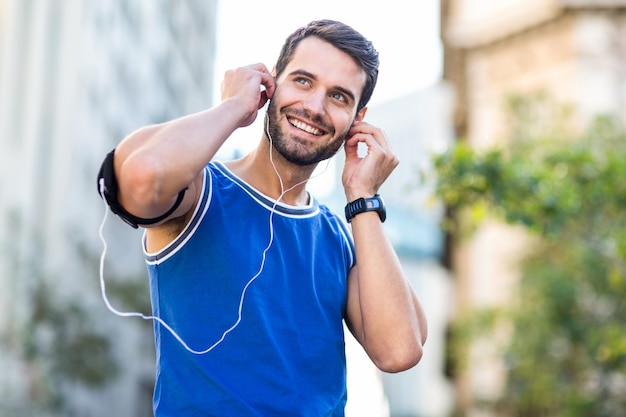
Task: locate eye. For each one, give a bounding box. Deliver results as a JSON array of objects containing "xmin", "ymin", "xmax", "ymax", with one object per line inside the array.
[
  {"xmin": 295, "ymin": 77, "xmax": 310, "ymax": 86},
  {"xmin": 330, "ymin": 91, "xmax": 347, "ymax": 102}
]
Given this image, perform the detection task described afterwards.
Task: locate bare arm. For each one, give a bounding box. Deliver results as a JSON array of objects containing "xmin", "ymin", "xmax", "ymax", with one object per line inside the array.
[
  {"xmin": 343, "ymin": 121, "xmax": 427, "ymax": 373},
  {"xmin": 113, "ymin": 64, "xmax": 275, "ymax": 224}
]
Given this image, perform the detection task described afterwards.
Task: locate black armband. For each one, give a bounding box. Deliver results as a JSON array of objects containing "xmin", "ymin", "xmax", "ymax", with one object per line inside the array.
[{"xmin": 96, "ymin": 149, "xmax": 187, "ymax": 229}]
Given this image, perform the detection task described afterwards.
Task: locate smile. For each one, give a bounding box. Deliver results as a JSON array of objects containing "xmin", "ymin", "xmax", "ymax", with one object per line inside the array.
[{"xmin": 288, "ymin": 117, "xmax": 325, "ymax": 136}]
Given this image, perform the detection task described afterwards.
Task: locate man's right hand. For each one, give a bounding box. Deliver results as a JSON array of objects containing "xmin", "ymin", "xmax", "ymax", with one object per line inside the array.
[{"xmin": 220, "ymin": 63, "xmax": 275, "ymax": 128}]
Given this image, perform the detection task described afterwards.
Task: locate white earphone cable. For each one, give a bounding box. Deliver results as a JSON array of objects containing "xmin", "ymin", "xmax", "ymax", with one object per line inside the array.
[{"xmin": 97, "ymin": 107, "xmax": 336, "ymax": 354}]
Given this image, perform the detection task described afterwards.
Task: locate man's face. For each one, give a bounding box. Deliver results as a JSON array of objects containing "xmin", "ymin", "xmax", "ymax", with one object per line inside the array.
[{"xmin": 266, "ymin": 36, "xmax": 367, "ymax": 166}]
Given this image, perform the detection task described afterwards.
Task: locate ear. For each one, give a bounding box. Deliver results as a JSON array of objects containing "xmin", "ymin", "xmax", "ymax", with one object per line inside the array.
[
  {"xmin": 271, "ymin": 66, "xmax": 277, "ymax": 77},
  {"xmin": 354, "ymin": 106, "xmax": 368, "ymax": 123}
]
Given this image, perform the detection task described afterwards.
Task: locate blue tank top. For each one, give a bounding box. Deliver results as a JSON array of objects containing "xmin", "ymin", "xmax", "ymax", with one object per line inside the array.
[{"xmin": 144, "ymin": 162, "xmax": 355, "ymax": 416}]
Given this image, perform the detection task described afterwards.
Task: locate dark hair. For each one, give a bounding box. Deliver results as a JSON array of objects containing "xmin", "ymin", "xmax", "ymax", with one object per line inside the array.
[{"xmin": 275, "ymin": 19, "xmax": 379, "ymax": 112}]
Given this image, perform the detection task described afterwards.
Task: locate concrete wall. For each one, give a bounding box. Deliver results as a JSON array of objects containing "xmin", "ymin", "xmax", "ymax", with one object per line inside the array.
[{"xmin": 0, "ymin": 1, "xmax": 217, "ymax": 415}]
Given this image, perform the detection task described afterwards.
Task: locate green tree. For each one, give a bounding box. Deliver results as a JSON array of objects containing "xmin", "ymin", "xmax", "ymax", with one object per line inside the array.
[{"xmin": 434, "ymin": 95, "xmax": 626, "ymax": 417}]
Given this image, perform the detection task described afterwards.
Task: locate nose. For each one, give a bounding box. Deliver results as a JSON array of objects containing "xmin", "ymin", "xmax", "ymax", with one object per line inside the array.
[{"xmin": 302, "ymin": 90, "xmax": 326, "ymax": 116}]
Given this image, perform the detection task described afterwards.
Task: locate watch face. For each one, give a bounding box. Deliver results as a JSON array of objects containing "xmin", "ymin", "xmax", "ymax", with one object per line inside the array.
[
  {"xmin": 366, "ymin": 198, "xmax": 382, "ymax": 210},
  {"xmin": 370, "ymin": 195, "xmax": 386, "ymax": 223}
]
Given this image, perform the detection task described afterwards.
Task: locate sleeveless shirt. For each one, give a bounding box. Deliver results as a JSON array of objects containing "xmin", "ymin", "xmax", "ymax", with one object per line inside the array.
[{"xmin": 144, "ymin": 162, "xmax": 355, "ymax": 416}]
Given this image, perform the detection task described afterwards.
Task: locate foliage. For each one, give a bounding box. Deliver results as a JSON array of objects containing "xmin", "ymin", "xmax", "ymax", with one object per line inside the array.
[
  {"xmin": 21, "ymin": 282, "xmax": 119, "ymax": 411},
  {"xmin": 0, "ymin": 222, "xmax": 151, "ymax": 415},
  {"xmin": 434, "ymin": 95, "xmax": 626, "ymax": 417}
]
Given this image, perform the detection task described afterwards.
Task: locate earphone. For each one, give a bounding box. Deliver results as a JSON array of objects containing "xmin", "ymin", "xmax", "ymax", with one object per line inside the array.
[{"xmin": 97, "ymin": 101, "xmax": 337, "ymax": 354}]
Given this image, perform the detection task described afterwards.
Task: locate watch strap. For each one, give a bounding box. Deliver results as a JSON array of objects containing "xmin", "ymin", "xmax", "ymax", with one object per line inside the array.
[{"xmin": 344, "ymin": 194, "xmax": 386, "ymax": 223}]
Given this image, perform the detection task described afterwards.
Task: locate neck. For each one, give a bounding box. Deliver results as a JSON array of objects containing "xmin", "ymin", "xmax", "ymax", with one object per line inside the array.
[{"xmin": 226, "ymin": 138, "xmax": 317, "ymax": 206}]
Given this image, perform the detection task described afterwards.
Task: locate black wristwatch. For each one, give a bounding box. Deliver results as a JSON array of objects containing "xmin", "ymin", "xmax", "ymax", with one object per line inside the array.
[{"xmin": 344, "ymin": 194, "xmax": 386, "ymax": 223}]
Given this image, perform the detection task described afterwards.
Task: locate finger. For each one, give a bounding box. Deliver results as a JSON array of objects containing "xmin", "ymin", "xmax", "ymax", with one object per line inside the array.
[
  {"xmin": 349, "ymin": 122, "xmax": 391, "ymax": 150},
  {"xmin": 244, "ymin": 63, "xmax": 275, "ymax": 96},
  {"xmin": 346, "ymin": 132, "xmax": 383, "ymax": 157},
  {"xmin": 261, "ymin": 74, "xmax": 276, "ymax": 100},
  {"xmin": 343, "ymin": 136, "xmax": 360, "ymax": 159},
  {"xmin": 258, "ymin": 90, "xmax": 269, "ymax": 110},
  {"xmin": 244, "ymin": 63, "xmax": 271, "ymax": 76}
]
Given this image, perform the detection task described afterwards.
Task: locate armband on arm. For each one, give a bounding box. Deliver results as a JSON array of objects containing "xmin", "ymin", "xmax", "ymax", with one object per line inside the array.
[{"xmin": 96, "ymin": 149, "xmax": 187, "ymax": 229}]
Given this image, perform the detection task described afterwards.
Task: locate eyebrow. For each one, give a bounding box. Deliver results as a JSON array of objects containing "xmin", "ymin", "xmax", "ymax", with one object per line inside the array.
[{"xmin": 288, "ymin": 69, "xmax": 357, "ymax": 105}]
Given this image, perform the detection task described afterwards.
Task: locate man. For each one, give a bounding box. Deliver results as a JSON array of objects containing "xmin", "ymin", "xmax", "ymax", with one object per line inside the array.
[{"xmin": 98, "ymin": 19, "xmax": 427, "ymax": 416}]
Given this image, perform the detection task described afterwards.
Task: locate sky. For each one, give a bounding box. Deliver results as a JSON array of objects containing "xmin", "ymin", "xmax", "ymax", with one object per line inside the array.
[
  {"xmin": 211, "ymin": 0, "xmax": 442, "ymax": 151},
  {"xmin": 213, "ymin": 0, "xmax": 442, "ymax": 106}
]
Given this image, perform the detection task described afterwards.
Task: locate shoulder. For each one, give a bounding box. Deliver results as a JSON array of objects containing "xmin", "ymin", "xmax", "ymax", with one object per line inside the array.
[
  {"xmin": 145, "ymin": 167, "xmax": 209, "ymax": 252},
  {"xmin": 318, "ymin": 203, "xmax": 350, "ymax": 233}
]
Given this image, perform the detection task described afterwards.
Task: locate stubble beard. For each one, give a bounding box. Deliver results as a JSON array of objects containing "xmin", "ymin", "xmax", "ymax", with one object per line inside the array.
[{"xmin": 265, "ymin": 100, "xmax": 348, "ymax": 167}]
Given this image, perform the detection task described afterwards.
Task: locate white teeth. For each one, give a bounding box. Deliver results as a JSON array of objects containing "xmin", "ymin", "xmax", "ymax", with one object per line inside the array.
[{"xmin": 289, "ymin": 118, "xmax": 322, "ymax": 136}]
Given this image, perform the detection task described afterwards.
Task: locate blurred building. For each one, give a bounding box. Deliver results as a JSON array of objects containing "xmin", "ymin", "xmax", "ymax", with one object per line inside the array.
[
  {"xmin": 440, "ymin": 0, "xmax": 626, "ymax": 413},
  {"xmin": 369, "ymin": 87, "xmax": 456, "ymax": 417},
  {"xmin": 0, "ymin": 1, "xmax": 217, "ymax": 415},
  {"xmin": 326, "ymin": 85, "xmax": 457, "ymax": 417}
]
